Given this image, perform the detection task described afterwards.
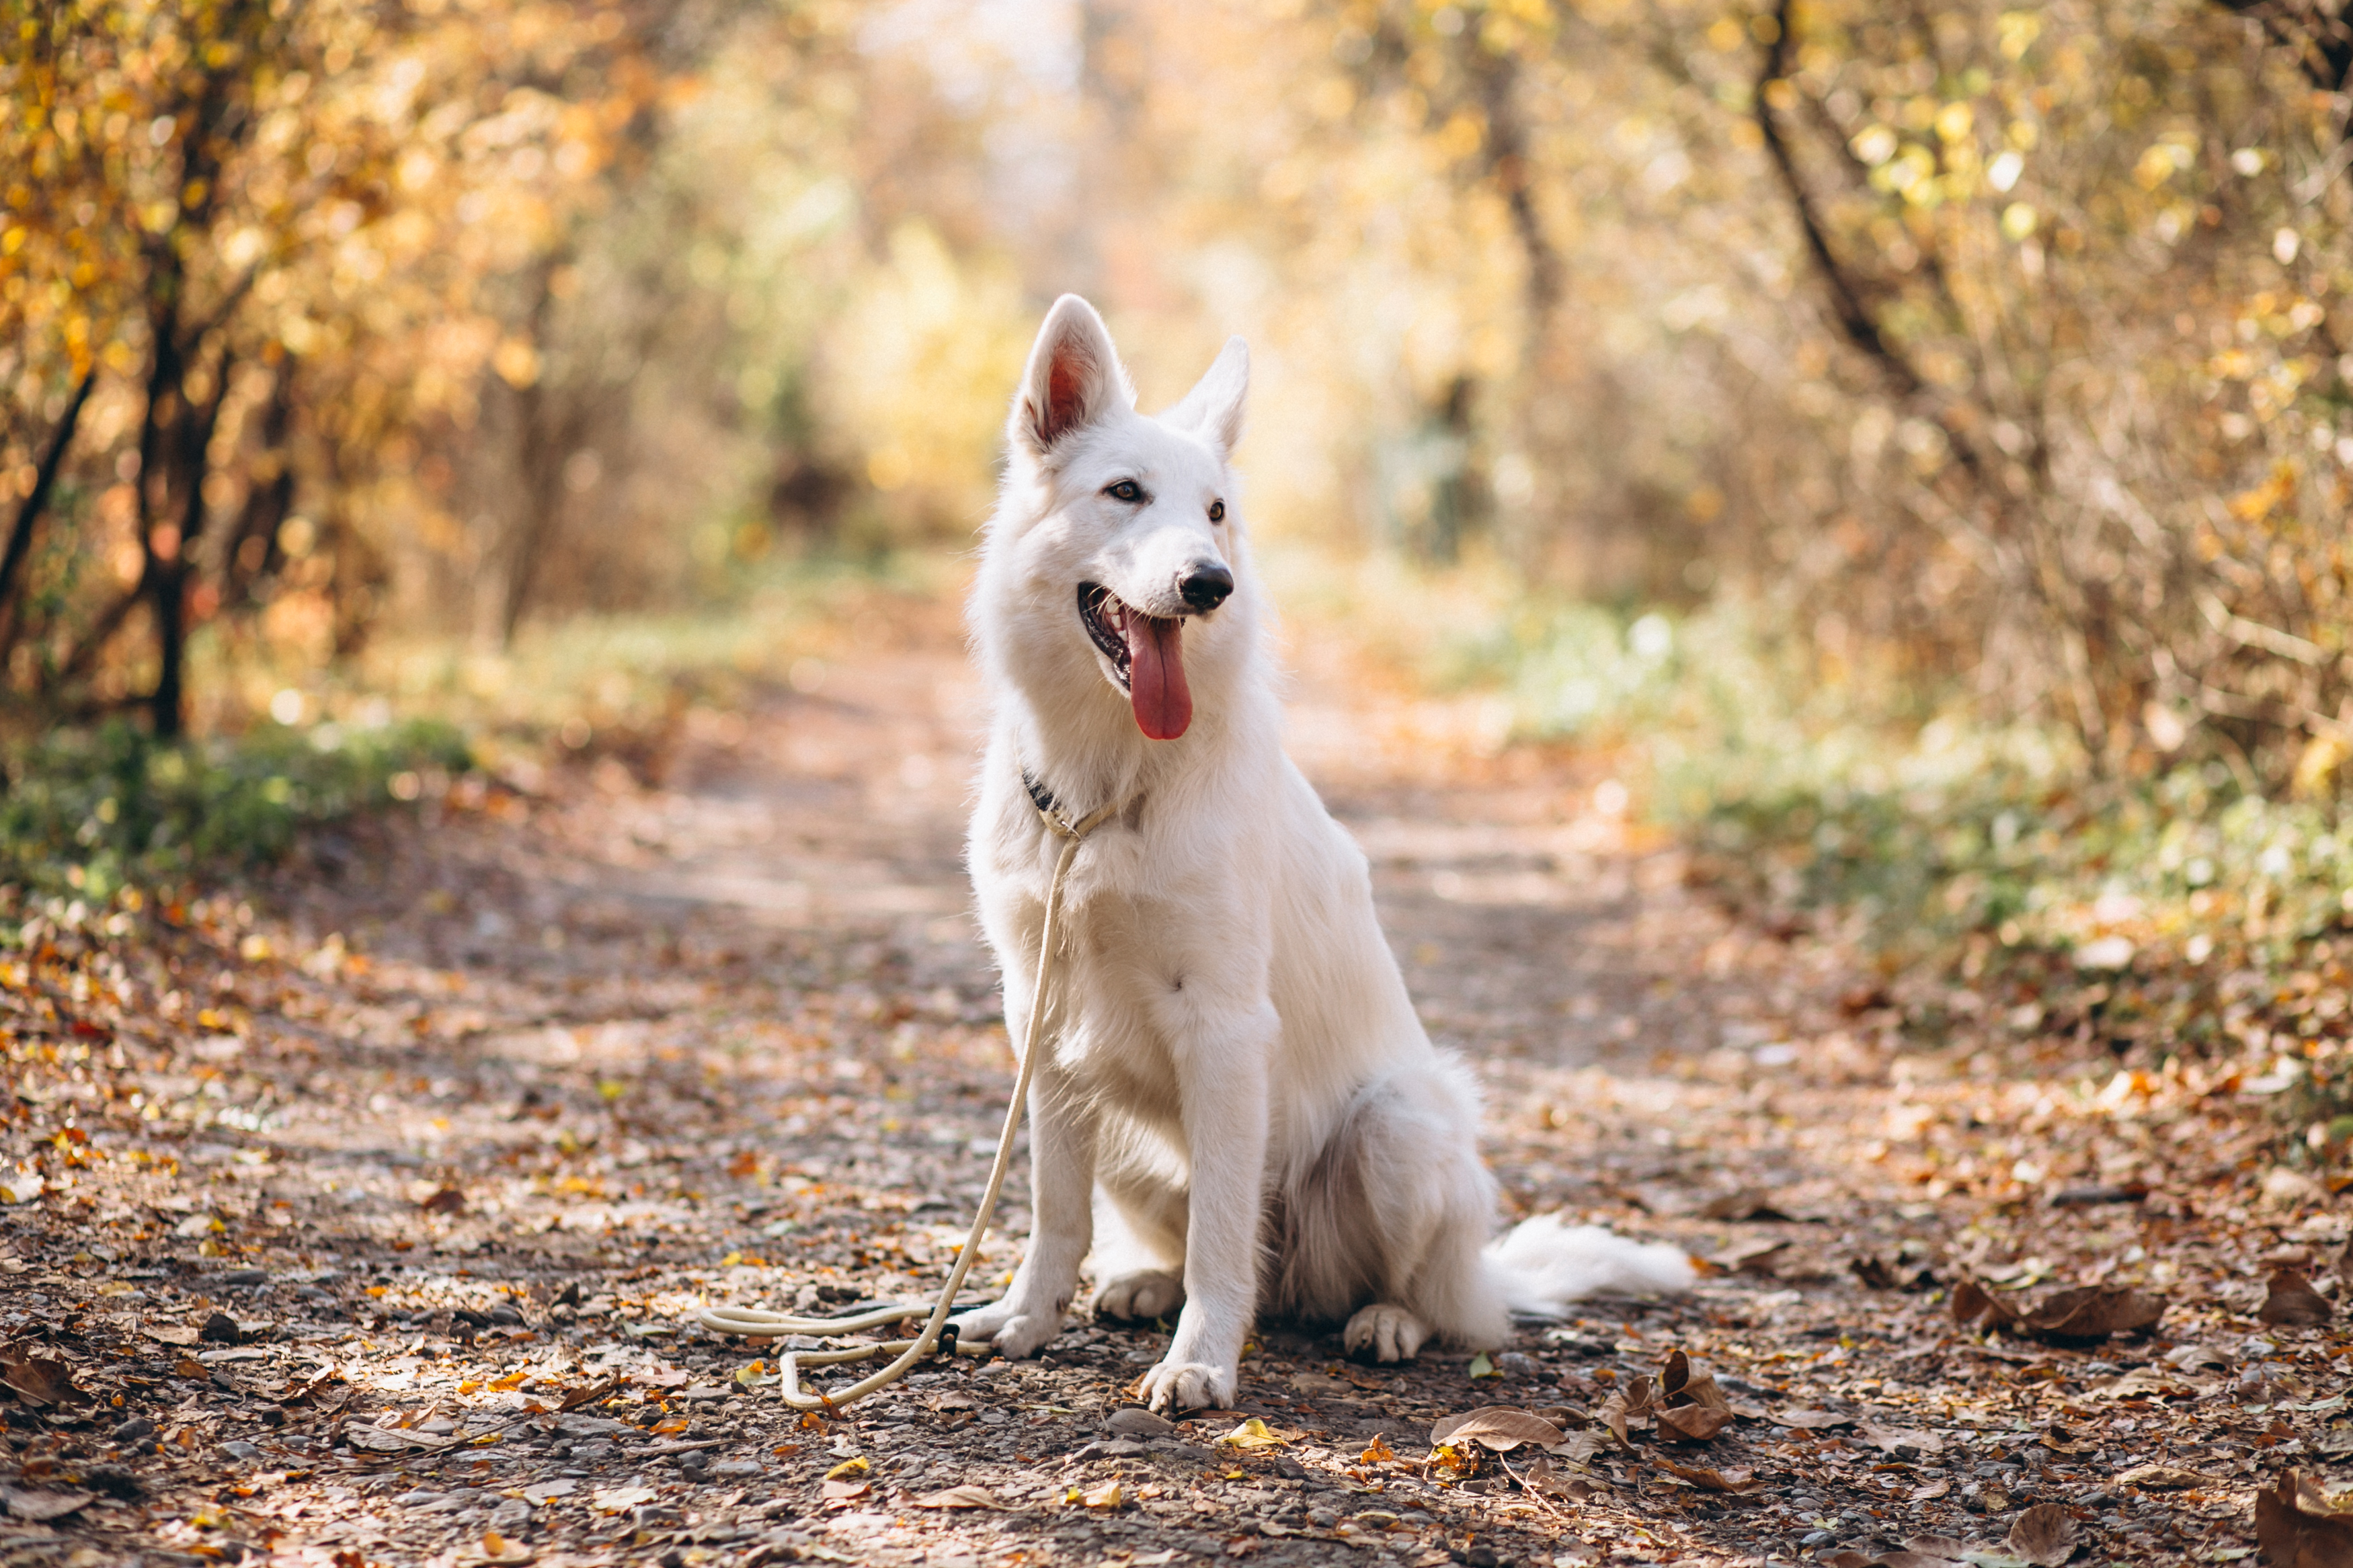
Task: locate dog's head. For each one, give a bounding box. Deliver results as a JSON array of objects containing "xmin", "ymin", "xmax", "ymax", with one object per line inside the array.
[{"xmin": 984, "ymin": 294, "xmax": 1250, "ymax": 743}]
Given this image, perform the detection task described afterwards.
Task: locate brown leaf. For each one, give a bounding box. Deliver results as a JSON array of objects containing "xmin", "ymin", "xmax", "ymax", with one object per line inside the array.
[
  {"xmin": 1652, "ymin": 1457, "xmax": 1759, "ymax": 1493},
  {"xmin": 2262, "ymin": 1269, "xmax": 2335, "ymax": 1328},
  {"xmin": 1860, "ymin": 1422, "xmax": 1945, "ymax": 1456},
  {"xmin": 0, "ymin": 1487, "xmax": 93, "ymax": 1522},
  {"xmin": 172, "ymin": 1357, "xmax": 207, "ymax": 1380},
  {"xmin": 1776, "ymin": 1407, "xmax": 1856, "ymax": 1430},
  {"xmin": 912, "ymin": 1484, "xmax": 1000, "ymax": 1509},
  {"xmin": 2116, "ymin": 1462, "xmax": 2219, "ymax": 1491},
  {"xmin": 1696, "ymin": 1187, "xmax": 1794, "ymax": 1221},
  {"xmin": 420, "ymin": 1186, "xmax": 467, "ymax": 1215},
  {"xmin": 1658, "ymin": 1350, "xmax": 1730, "ymax": 1411},
  {"xmin": 1852, "ymin": 1255, "xmax": 1900, "ymax": 1290},
  {"xmin": 1853, "ymin": 1255, "xmax": 1936, "ymax": 1291},
  {"xmin": 557, "ymin": 1378, "xmax": 621, "ymax": 1412},
  {"xmin": 0, "ymin": 1348, "xmax": 87, "ymax": 1408},
  {"xmin": 1521, "ymin": 1455, "xmax": 1593, "ymax": 1501},
  {"xmin": 2022, "ymin": 1285, "xmax": 2165, "ymax": 1339},
  {"xmin": 1954, "ymin": 1278, "xmax": 2165, "ymax": 1341},
  {"xmin": 2257, "ymin": 1471, "xmax": 2353, "ymax": 1568},
  {"xmin": 198, "ymin": 1311, "xmax": 245, "ymax": 1346},
  {"xmin": 2007, "ymin": 1500, "xmax": 2080, "ymax": 1566},
  {"xmin": 346, "ymin": 1424, "xmax": 456, "ymax": 1453},
  {"xmin": 1656, "ymin": 1404, "xmax": 1731, "ymax": 1442},
  {"xmin": 1597, "ymin": 1373, "xmax": 1654, "ymax": 1445},
  {"xmin": 1905, "ymin": 1538, "xmax": 1971, "ymax": 1561},
  {"xmin": 1710, "ymin": 1237, "xmax": 1790, "ymax": 1274},
  {"xmin": 820, "ymin": 1479, "xmax": 870, "ymax": 1501},
  {"xmin": 1428, "ymin": 1407, "xmax": 1566, "ymax": 1452}
]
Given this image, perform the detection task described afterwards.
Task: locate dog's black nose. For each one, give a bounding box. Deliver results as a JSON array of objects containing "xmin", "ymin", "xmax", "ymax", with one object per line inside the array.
[{"xmin": 1179, "ymin": 563, "xmax": 1234, "ymax": 612}]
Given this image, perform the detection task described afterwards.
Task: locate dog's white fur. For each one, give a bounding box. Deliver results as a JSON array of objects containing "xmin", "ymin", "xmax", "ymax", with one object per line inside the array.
[{"xmin": 954, "ymin": 296, "xmax": 1693, "ymax": 1411}]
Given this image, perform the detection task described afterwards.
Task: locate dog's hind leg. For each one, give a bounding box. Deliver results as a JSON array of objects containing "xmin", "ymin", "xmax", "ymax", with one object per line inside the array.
[
  {"xmin": 1088, "ymin": 1179, "xmax": 1187, "ymax": 1323},
  {"xmin": 1281, "ymin": 1055, "xmax": 1511, "ymax": 1362},
  {"xmin": 1088, "ymin": 1128, "xmax": 1191, "ymax": 1323}
]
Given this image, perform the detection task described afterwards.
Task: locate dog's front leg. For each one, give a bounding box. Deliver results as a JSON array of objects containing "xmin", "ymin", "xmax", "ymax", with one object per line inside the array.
[
  {"xmin": 949, "ymin": 1067, "xmax": 1094, "ymax": 1360},
  {"xmin": 1136, "ymin": 1001, "xmax": 1277, "ymax": 1413}
]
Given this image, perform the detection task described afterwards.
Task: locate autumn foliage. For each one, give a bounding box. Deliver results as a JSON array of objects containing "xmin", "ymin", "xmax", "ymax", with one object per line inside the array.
[{"xmin": 4, "ymin": 0, "xmax": 2353, "ymax": 790}]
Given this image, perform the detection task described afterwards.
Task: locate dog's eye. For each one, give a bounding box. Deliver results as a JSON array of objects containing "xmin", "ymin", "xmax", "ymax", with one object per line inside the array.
[
  {"xmin": 1209, "ymin": 501, "xmax": 1225, "ymax": 523},
  {"xmin": 1105, "ymin": 480, "xmax": 1143, "ymax": 503}
]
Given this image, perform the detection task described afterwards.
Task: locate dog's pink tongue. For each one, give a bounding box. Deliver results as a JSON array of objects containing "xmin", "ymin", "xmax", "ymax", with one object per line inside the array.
[{"xmin": 1126, "ymin": 614, "xmax": 1191, "ymax": 741}]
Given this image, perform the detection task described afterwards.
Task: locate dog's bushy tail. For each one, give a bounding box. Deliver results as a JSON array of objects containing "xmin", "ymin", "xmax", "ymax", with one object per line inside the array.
[{"xmin": 1481, "ymin": 1214, "xmax": 1695, "ymax": 1317}]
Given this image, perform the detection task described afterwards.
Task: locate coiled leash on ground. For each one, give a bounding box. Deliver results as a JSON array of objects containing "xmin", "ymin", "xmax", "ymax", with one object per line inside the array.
[{"xmin": 694, "ymin": 784, "xmax": 1125, "ymax": 1411}]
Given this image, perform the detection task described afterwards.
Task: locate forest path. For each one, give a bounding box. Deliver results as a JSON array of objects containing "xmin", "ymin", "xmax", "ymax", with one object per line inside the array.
[{"xmin": 3, "ymin": 600, "xmax": 2288, "ymax": 1568}]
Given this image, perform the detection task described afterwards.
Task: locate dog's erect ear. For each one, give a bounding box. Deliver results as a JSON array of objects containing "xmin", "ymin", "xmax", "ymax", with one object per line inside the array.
[
  {"xmin": 1160, "ymin": 336, "xmax": 1248, "ymax": 456},
  {"xmin": 1013, "ymin": 294, "xmax": 1132, "ymax": 458}
]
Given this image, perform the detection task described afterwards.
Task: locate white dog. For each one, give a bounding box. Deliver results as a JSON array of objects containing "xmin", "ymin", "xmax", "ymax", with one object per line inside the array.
[{"xmin": 953, "ymin": 296, "xmax": 1692, "ymax": 1411}]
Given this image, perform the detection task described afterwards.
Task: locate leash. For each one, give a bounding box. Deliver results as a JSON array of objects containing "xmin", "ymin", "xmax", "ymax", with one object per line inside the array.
[{"xmin": 693, "ymin": 779, "xmax": 1127, "ymax": 1411}]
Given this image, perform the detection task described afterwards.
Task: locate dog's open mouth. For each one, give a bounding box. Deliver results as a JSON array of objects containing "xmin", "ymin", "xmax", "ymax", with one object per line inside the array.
[{"xmin": 1079, "ymin": 583, "xmax": 1191, "ymax": 741}]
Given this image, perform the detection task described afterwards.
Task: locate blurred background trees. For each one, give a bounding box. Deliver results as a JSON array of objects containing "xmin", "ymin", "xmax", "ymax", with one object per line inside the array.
[{"xmin": 7, "ymin": 0, "xmax": 2353, "ymax": 788}]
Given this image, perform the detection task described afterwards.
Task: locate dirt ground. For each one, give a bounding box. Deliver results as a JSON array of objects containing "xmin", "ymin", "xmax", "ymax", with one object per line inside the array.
[{"xmin": 0, "ymin": 599, "xmax": 2345, "ymax": 1568}]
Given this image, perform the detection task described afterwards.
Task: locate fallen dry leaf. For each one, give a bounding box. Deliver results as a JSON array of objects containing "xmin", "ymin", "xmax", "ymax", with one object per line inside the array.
[
  {"xmin": 1950, "ymin": 1278, "xmax": 2165, "ymax": 1341},
  {"xmin": 2258, "ymin": 1471, "xmax": 2353, "ymax": 1568},
  {"xmin": 1776, "ymin": 1407, "xmax": 1857, "ymax": 1430},
  {"xmin": 420, "ymin": 1185, "xmax": 467, "ymax": 1214},
  {"xmin": 1521, "ymin": 1455, "xmax": 1593, "ymax": 1501},
  {"xmin": 914, "ymin": 1484, "xmax": 1001, "ymax": 1510},
  {"xmin": 346, "ymin": 1424, "xmax": 456, "ymax": 1454},
  {"xmin": 2262, "ymin": 1268, "xmax": 2335, "ymax": 1327},
  {"xmin": 0, "ymin": 1487, "xmax": 93, "ymax": 1522},
  {"xmin": 1656, "ymin": 1404, "xmax": 1732, "ymax": 1442},
  {"xmin": 1851, "ymin": 1255, "xmax": 1936, "ymax": 1291},
  {"xmin": 1217, "ymin": 1417, "xmax": 1289, "ymax": 1450},
  {"xmin": 0, "ymin": 1347, "xmax": 86, "ymax": 1408},
  {"xmin": 1658, "ymin": 1348, "xmax": 1730, "ymax": 1411},
  {"xmin": 1860, "ymin": 1422, "xmax": 1946, "ymax": 1456},
  {"xmin": 1710, "ymin": 1237, "xmax": 1791, "ymax": 1274},
  {"xmin": 2116, "ymin": 1461, "xmax": 2219, "ymax": 1491},
  {"xmin": 1429, "ymin": 1407, "xmax": 1566, "ymax": 1452},
  {"xmin": 2007, "ymin": 1499, "xmax": 2079, "ymax": 1566},
  {"xmin": 1652, "ymin": 1456, "xmax": 1761, "ymax": 1493}
]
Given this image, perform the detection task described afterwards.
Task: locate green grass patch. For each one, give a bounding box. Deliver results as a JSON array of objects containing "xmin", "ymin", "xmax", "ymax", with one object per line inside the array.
[{"xmin": 1, "ymin": 718, "xmax": 472, "ymax": 901}]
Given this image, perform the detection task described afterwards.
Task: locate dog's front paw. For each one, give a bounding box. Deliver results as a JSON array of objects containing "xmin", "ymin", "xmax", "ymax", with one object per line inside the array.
[
  {"xmin": 1342, "ymin": 1303, "xmax": 1429, "ymax": 1364},
  {"xmin": 1134, "ymin": 1357, "xmax": 1234, "ymax": 1413},
  {"xmin": 1092, "ymin": 1269, "xmax": 1185, "ymax": 1323},
  {"xmin": 949, "ymin": 1302, "xmax": 1064, "ymax": 1360}
]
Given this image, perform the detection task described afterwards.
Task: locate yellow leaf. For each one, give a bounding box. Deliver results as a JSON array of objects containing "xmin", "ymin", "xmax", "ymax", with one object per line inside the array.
[
  {"xmin": 1218, "ymin": 1417, "xmax": 1285, "ymax": 1451},
  {"xmin": 1359, "ymin": 1434, "xmax": 1397, "ymax": 1464},
  {"xmin": 1081, "ymin": 1478, "xmax": 1122, "ymax": 1509},
  {"xmin": 824, "ymin": 1455, "xmax": 869, "ymax": 1480}
]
